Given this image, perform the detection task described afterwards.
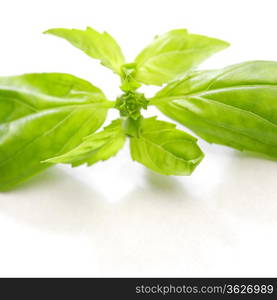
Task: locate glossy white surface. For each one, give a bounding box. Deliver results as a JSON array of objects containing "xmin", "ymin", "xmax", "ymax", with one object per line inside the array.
[{"xmin": 0, "ymin": 0, "xmax": 277, "ymax": 277}]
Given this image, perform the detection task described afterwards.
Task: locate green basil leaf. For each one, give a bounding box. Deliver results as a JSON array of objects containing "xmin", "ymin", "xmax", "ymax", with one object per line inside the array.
[
  {"xmin": 0, "ymin": 73, "xmax": 110, "ymax": 190},
  {"xmin": 154, "ymin": 61, "xmax": 277, "ymax": 158},
  {"xmin": 134, "ymin": 29, "xmax": 229, "ymax": 86},
  {"xmin": 130, "ymin": 117, "xmax": 204, "ymax": 175},
  {"xmin": 44, "ymin": 119, "xmax": 126, "ymax": 167},
  {"xmin": 45, "ymin": 27, "xmax": 125, "ymax": 75}
]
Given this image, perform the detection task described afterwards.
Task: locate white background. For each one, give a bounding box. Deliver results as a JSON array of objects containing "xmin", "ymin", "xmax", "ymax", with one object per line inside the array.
[{"xmin": 0, "ymin": 0, "xmax": 277, "ymax": 277}]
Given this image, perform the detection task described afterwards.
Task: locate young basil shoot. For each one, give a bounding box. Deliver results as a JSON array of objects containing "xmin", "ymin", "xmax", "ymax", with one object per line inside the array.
[{"xmin": 0, "ymin": 26, "xmax": 275, "ymax": 190}]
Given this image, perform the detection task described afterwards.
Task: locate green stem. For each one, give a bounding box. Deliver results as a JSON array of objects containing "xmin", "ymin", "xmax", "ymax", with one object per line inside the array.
[
  {"xmin": 122, "ymin": 116, "xmax": 142, "ymax": 138},
  {"xmin": 105, "ymin": 100, "xmax": 116, "ymax": 108}
]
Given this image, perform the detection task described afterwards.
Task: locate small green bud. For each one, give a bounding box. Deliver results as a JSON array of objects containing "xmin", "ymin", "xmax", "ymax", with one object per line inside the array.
[
  {"xmin": 120, "ymin": 63, "xmax": 141, "ymax": 92},
  {"xmin": 115, "ymin": 91, "xmax": 149, "ymax": 120}
]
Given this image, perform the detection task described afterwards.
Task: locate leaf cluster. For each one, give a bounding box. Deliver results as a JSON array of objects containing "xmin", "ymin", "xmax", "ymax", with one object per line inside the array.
[{"xmin": 0, "ymin": 26, "xmax": 276, "ymax": 190}]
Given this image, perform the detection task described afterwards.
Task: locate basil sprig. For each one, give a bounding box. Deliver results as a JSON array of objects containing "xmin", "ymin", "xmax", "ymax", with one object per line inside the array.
[{"xmin": 0, "ymin": 27, "xmax": 275, "ymax": 190}]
